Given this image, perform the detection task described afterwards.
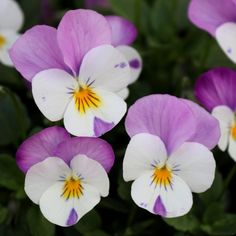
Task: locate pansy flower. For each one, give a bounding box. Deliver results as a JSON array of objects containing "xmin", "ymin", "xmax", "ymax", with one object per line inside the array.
[
  {"xmin": 188, "ymin": 0, "xmax": 236, "ymax": 63},
  {"xmin": 195, "ymin": 67, "xmax": 236, "ymax": 161},
  {"xmin": 16, "ymin": 126, "xmax": 114, "ymax": 226},
  {"xmin": 123, "ymin": 95, "xmax": 220, "ymax": 217},
  {"xmin": 0, "ymin": 0, "xmax": 23, "ymax": 66},
  {"xmin": 10, "ymin": 9, "xmax": 142, "ymax": 137}
]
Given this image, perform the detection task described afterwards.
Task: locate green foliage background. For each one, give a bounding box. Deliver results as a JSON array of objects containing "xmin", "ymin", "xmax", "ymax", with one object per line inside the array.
[{"xmin": 0, "ymin": 0, "xmax": 236, "ymax": 235}]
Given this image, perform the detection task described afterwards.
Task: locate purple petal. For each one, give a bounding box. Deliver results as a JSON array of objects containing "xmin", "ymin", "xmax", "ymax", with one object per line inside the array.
[
  {"xmin": 125, "ymin": 95, "xmax": 197, "ymax": 155},
  {"xmin": 181, "ymin": 99, "xmax": 220, "ymax": 150},
  {"xmin": 188, "ymin": 0, "xmax": 236, "ymax": 36},
  {"xmin": 57, "ymin": 9, "xmax": 111, "ymax": 75},
  {"xmin": 93, "ymin": 117, "xmax": 114, "ymax": 137},
  {"xmin": 55, "ymin": 137, "xmax": 115, "ymax": 172},
  {"xmin": 66, "ymin": 208, "xmax": 78, "ymax": 226},
  {"xmin": 129, "ymin": 59, "xmax": 141, "ymax": 69},
  {"xmin": 9, "ymin": 25, "xmax": 70, "ymax": 82},
  {"xmin": 106, "ymin": 16, "xmax": 137, "ymax": 47},
  {"xmin": 153, "ymin": 196, "xmax": 166, "ymax": 216},
  {"xmin": 195, "ymin": 67, "xmax": 236, "ymax": 111},
  {"xmin": 16, "ymin": 126, "xmax": 70, "ymax": 173}
]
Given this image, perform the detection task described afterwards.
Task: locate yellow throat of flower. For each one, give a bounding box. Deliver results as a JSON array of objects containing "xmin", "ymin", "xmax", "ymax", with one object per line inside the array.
[
  {"xmin": 231, "ymin": 121, "xmax": 236, "ymax": 140},
  {"xmin": 0, "ymin": 35, "xmax": 6, "ymax": 48},
  {"xmin": 152, "ymin": 165, "xmax": 172, "ymax": 188},
  {"xmin": 73, "ymin": 86, "xmax": 101, "ymax": 114},
  {"xmin": 61, "ymin": 176, "xmax": 83, "ymax": 200}
]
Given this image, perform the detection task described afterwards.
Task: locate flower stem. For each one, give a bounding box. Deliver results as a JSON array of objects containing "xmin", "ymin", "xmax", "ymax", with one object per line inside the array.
[{"xmin": 223, "ymin": 164, "xmax": 236, "ymax": 193}]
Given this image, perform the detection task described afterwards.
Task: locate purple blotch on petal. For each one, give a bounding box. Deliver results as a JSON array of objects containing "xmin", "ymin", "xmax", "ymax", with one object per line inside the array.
[
  {"xmin": 129, "ymin": 59, "xmax": 141, "ymax": 69},
  {"xmin": 66, "ymin": 208, "xmax": 78, "ymax": 226},
  {"xmin": 153, "ymin": 196, "xmax": 166, "ymax": 216},
  {"xmin": 93, "ymin": 117, "xmax": 114, "ymax": 137}
]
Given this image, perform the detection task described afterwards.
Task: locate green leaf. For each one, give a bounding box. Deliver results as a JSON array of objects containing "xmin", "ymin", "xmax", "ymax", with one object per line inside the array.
[
  {"xmin": 117, "ymin": 171, "xmax": 131, "ymax": 201},
  {"xmin": 0, "ymin": 154, "xmax": 24, "ymax": 195},
  {"xmin": 164, "ymin": 213, "xmax": 200, "ymax": 232},
  {"xmin": 0, "ymin": 87, "xmax": 30, "ymax": 146},
  {"xmin": 99, "ymin": 198, "xmax": 128, "ymax": 213},
  {"xmin": 26, "ymin": 207, "xmax": 55, "ymax": 236},
  {"xmin": 203, "ymin": 202, "xmax": 225, "ymax": 225},
  {"xmin": 74, "ymin": 210, "xmax": 101, "ymax": 234},
  {"xmin": 0, "ymin": 205, "xmax": 8, "ymax": 224}
]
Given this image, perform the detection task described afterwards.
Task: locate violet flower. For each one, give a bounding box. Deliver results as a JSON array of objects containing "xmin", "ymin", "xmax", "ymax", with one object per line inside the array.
[
  {"xmin": 188, "ymin": 0, "xmax": 236, "ymax": 63},
  {"xmin": 195, "ymin": 67, "xmax": 236, "ymax": 161},
  {"xmin": 16, "ymin": 126, "xmax": 115, "ymax": 226},
  {"xmin": 123, "ymin": 95, "xmax": 220, "ymax": 217},
  {"xmin": 10, "ymin": 9, "xmax": 142, "ymax": 137}
]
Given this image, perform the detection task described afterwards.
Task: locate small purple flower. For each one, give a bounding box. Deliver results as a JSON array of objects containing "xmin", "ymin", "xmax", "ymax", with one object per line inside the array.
[
  {"xmin": 17, "ymin": 126, "xmax": 114, "ymax": 226},
  {"xmin": 188, "ymin": 0, "xmax": 236, "ymax": 63},
  {"xmin": 123, "ymin": 95, "xmax": 219, "ymax": 217},
  {"xmin": 10, "ymin": 9, "xmax": 142, "ymax": 137},
  {"xmin": 195, "ymin": 67, "xmax": 236, "ymax": 161}
]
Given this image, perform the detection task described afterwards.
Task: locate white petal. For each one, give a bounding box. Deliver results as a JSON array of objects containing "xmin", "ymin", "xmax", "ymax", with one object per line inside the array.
[
  {"xmin": 216, "ymin": 22, "xmax": 236, "ymax": 63},
  {"xmin": 228, "ymin": 136, "xmax": 236, "ymax": 161},
  {"xmin": 0, "ymin": 30, "xmax": 19, "ymax": 66},
  {"xmin": 39, "ymin": 182, "xmax": 100, "ymax": 227},
  {"xmin": 0, "ymin": 0, "xmax": 24, "ymax": 32},
  {"xmin": 117, "ymin": 87, "xmax": 129, "ymax": 100},
  {"xmin": 212, "ymin": 105, "xmax": 234, "ymax": 151},
  {"xmin": 167, "ymin": 142, "xmax": 216, "ymax": 193},
  {"xmin": 117, "ymin": 45, "xmax": 142, "ymax": 84},
  {"xmin": 158, "ymin": 174, "xmax": 193, "ymax": 218},
  {"xmin": 25, "ymin": 157, "xmax": 71, "ymax": 204},
  {"xmin": 32, "ymin": 69, "xmax": 77, "ymax": 121},
  {"xmin": 70, "ymin": 155, "xmax": 109, "ymax": 197},
  {"xmin": 79, "ymin": 45, "xmax": 130, "ymax": 93},
  {"xmin": 131, "ymin": 172, "xmax": 193, "ymax": 217},
  {"xmin": 123, "ymin": 133, "xmax": 167, "ymax": 181},
  {"xmin": 63, "ymin": 88, "xmax": 127, "ymax": 137}
]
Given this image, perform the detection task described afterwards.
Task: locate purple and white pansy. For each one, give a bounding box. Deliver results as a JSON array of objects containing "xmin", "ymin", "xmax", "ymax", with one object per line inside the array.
[
  {"xmin": 0, "ymin": 0, "xmax": 23, "ymax": 66},
  {"xmin": 16, "ymin": 126, "xmax": 114, "ymax": 226},
  {"xmin": 123, "ymin": 95, "xmax": 220, "ymax": 217},
  {"xmin": 188, "ymin": 0, "xmax": 236, "ymax": 63},
  {"xmin": 10, "ymin": 9, "xmax": 142, "ymax": 137},
  {"xmin": 195, "ymin": 67, "xmax": 236, "ymax": 161}
]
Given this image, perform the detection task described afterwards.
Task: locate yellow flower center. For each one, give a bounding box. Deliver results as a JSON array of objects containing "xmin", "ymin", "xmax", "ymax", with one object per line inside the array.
[
  {"xmin": 61, "ymin": 176, "xmax": 83, "ymax": 200},
  {"xmin": 73, "ymin": 86, "xmax": 101, "ymax": 114},
  {"xmin": 231, "ymin": 121, "xmax": 236, "ymax": 140},
  {"xmin": 0, "ymin": 35, "xmax": 6, "ymax": 48},
  {"xmin": 152, "ymin": 165, "xmax": 172, "ymax": 187}
]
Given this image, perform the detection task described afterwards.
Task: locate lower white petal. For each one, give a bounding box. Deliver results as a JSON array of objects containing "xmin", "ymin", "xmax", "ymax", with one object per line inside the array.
[
  {"xmin": 117, "ymin": 45, "xmax": 142, "ymax": 84},
  {"xmin": 212, "ymin": 105, "xmax": 234, "ymax": 151},
  {"xmin": 167, "ymin": 142, "xmax": 216, "ymax": 193},
  {"xmin": 39, "ymin": 182, "xmax": 100, "ymax": 227},
  {"xmin": 216, "ymin": 22, "xmax": 236, "ymax": 63},
  {"xmin": 117, "ymin": 87, "xmax": 129, "ymax": 100},
  {"xmin": 32, "ymin": 69, "xmax": 77, "ymax": 121},
  {"xmin": 123, "ymin": 133, "xmax": 167, "ymax": 181},
  {"xmin": 70, "ymin": 155, "xmax": 109, "ymax": 197},
  {"xmin": 228, "ymin": 136, "xmax": 236, "ymax": 161},
  {"xmin": 25, "ymin": 157, "xmax": 71, "ymax": 204}
]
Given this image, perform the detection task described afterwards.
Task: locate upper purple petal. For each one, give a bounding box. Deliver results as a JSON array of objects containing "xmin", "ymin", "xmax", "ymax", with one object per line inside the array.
[
  {"xmin": 106, "ymin": 16, "xmax": 137, "ymax": 47},
  {"xmin": 181, "ymin": 99, "xmax": 220, "ymax": 150},
  {"xmin": 57, "ymin": 9, "xmax": 112, "ymax": 75},
  {"xmin": 188, "ymin": 0, "xmax": 236, "ymax": 36},
  {"xmin": 16, "ymin": 126, "xmax": 70, "ymax": 173},
  {"xmin": 55, "ymin": 137, "xmax": 115, "ymax": 172},
  {"xmin": 9, "ymin": 25, "xmax": 70, "ymax": 82},
  {"xmin": 195, "ymin": 67, "xmax": 236, "ymax": 112},
  {"xmin": 125, "ymin": 94, "xmax": 197, "ymax": 155}
]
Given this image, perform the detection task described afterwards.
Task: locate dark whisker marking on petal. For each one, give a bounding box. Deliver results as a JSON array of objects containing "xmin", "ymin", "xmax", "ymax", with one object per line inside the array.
[{"xmin": 87, "ymin": 79, "xmax": 96, "ymax": 87}]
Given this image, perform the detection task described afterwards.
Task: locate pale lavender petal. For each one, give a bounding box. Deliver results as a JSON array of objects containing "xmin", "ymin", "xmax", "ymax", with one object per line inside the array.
[
  {"xmin": 85, "ymin": 0, "xmax": 110, "ymax": 8},
  {"xmin": 188, "ymin": 0, "xmax": 236, "ymax": 36},
  {"xmin": 66, "ymin": 209, "xmax": 78, "ymax": 226},
  {"xmin": 106, "ymin": 16, "xmax": 137, "ymax": 46},
  {"xmin": 55, "ymin": 137, "xmax": 115, "ymax": 172},
  {"xmin": 125, "ymin": 95, "xmax": 197, "ymax": 155},
  {"xmin": 16, "ymin": 126, "xmax": 70, "ymax": 173},
  {"xmin": 153, "ymin": 196, "xmax": 166, "ymax": 216},
  {"xmin": 195, "ymin": 67, "xmax": 236, "ymax": 111},
  {"xmin": 9, "ymin": 25, "xmax": 70, "ymax": 82},
  {"xmin": 93, "ymin": 117, "xmax": 114, "ymax": 137},
  {"xmin": 182, "ymin": 99, "xmax": 220, "ymax": 150},
  {"xmin": 57, "ymin": 9, "xmax": 111, "ymax": 75}
]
